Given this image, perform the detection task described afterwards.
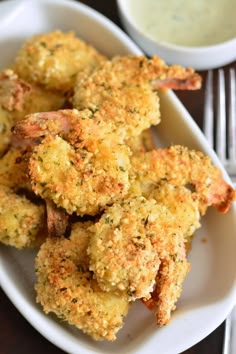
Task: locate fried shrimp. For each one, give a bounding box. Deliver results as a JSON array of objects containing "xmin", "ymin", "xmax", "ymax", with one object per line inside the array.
[
  {"xmin": 14, "ymin": 30, "xmax": 106, "ymax": 92},
  {"xmin": 149, "ymin": 182, "xmax": 201, "ymax": 250},
  {"xmin": 13, "ymin": 109, "xmax": 131, "ymax": 215},
  {"xmin": 0, "ymin": 68, "xmax": 65, "ymax": 157},
  {"xmin": 0, "ymin": 69, "xmax": 65, "ymax": 123},
  {"xmin": 11, "ymin": 83, "xmax": 66, "ymax": 124},
  {"xmin": 72, "ymin": 55, "xmax": 201, "ymax": 137},
  {"xmin": 130, "ymin": 145, "xmax": 235, "ymax": 214},
  {"xmin": 29, "ymin": 134, "xmax": 130, "ymax": 215},
  {"xmin": 0, "ymin": 146, "xmax": 32, "ymax": 191},
  {"xmin": 0, "ymin": 69, "xmax": 31, "ymax": 112},
  {"xmin": 145, "ymin": 253, "xmax": 190, "ymax": 326},
  {"xmin": 0, "ymin": 69, "xmax": 65, "ymax": 120},
  {"xmin": 0, "ymin": 185, "xmax": 46, "ymax": 248},
  {"xmin": 88, "ymin": 196, "xmax": 161, "ymax": 301},
  {"xmin": 88, "ymin": 194, "xmax": 192, "ymax": 325},
  {"xmin": 0, "ymin": 69, "xmax": 30, "ymax": 155},
  {"xmin": 35, "ymin": 221, "xmax": 129, "ymax": 341},
  {"xmin": 0, "ymin": 106, "xmax": 13, "ymax": 157},
  {"xmin": 142, "ymin": 183, "xmax": 201, "ymax": 325},
  {"xmin": 126, "ymin": 128, "xmax": 155, "ymax": 154}
]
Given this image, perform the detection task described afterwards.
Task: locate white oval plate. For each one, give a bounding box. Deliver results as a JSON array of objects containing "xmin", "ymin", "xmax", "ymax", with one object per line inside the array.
[{"xmin": 0, "ymin": 1, "xmax": 236, "ymax": 354}]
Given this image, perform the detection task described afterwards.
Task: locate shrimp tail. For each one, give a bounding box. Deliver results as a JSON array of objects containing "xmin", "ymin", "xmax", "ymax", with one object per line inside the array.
[
  {"xmin": 46, "ymin": 199, "xmax": 69, "ymax": 237},
  {"xmin": 12, "ymin": 110, "xmax": 75, "ymax": 139},
  {"xmin": 137, "ymin": 55, "xmax": 202, "ymax": 90},
  {"xmin": 211, "ymin": 183, "xmax": 236, "ymax": 214}
]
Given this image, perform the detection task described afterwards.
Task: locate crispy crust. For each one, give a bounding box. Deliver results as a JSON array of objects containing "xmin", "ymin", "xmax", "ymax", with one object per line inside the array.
[
  {"xmin": 131, "ymin": 145, "xmax": 235, "ymax": 214},
  {"xmin": 29, "ymin": 134, "xmax": 130, "ymax": 215},
  {"xmin": 35, "ymin": 221, "xmax": 129, "ymax": 341},
  {"xmin": 149, "ymin": 182, "xmax": 201, "ymax": 251},
  {"xmin": 14, "ymin": 30, "xmax": 106, "ymax": 92},
  {"xmin": 88, "ymin": 196, "xmax": 161, "ymax": 300},
  {"xmin": 0, "ymin": 185, "xmax": 46, "ymax": 248},
  {"xmin": 126, "ymin": 128, "xmax": 156, "ymax": 154},
  {"xmin": 0, "ymin": 147, "xmax": 32, "ymax": 191}
]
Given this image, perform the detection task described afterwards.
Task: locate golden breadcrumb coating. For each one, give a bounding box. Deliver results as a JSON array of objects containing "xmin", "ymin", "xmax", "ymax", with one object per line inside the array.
[
  {"xmin": 0, "ymin": 68, "xmax": 65, "ymax": 159},
  {"xmin": 88, "ymin": 196, "xmax": 161, "ymax": 300},
  {"xmin": 12, "ymin": 83, "xmax": 66, "ymax": 123},
  {"xmin": 0, "ymin": 185, "xmax": 46, "ymax": 248},
  {"xmin": 150, "ymin": 256, "xmax": 190, "ymax": 326},
  {"xmin": 126, "ymin": 128, "xmax": 155, "ymax": 154},
  {"xmin": 0, "ymin": 147, "xmax": 31, "ymax": 191},
  {"xmin": 29, "ymin": 134, "xmax": 130, "ymax": 216},
  {"xmin": 14, "ymin": 30, "xmax": 106, "ymax": 92},
  {"xmin": 72, "ymin": 56, "xmax": 161, "ymax": 138},
  {"xmin": 0, "ymin": 68, "xmax": 65, "ymax": 122},
  {"xmin": 0, "ymin": 69, "xmax": 31, "ymax": 112},
  {"xmin": 0, "ymin": 69, "xmax": 30, "ymax": 155},
  {"xmin": 89, "ymin": 192, "xmax": 192, "ymax": 325},
  {"xmin": 72, "ymin": 55, "xmax": 201, "ymax": 137},
  {"xmin": 130, "ymin": 145, "xmax": 235, "ymax": 214},
  {"xmin": 35, "ymin": 221, "xmax": 129, "ymax": 341},
  {"xmin": 13, "ymin": 109, "xmax": 131, "ymax": 216},
  {"xmin": 149, "ymin": 182, "xmax": 201, "ymax": 251},
  {"xmin": 0, "ymin": 106, "xmax": 12, "ymax": 156}
]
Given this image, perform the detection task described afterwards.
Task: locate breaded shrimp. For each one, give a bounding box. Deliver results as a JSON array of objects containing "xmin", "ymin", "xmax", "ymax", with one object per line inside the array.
[
  {"xmin": 88, "ymin": 192, "xmax": 194, "ymax": 295},
  {"xmin": 35, "ymin": 221, "xmax": 129, "ymax": 341},
  {"xmin": 14, "ymin": 30, "xmax": 106, "ymax": 92},
  {"xmin": 130, "ymin": 145, "xmax": 235, "ymax": 214},
  {"xmin": 0, "ymin": 69, "xmax": 65, "ymax": 123},
  {"xmin": 0, "ymin": 68, "xmax": 65, "ymax": 119},
  {"xmin": 13, "ymin": 108, "xmax": 115, "ymax": 142},
  {"xmin": 88, "ymin": 196, "xmax": 161, "ymax": 301},
  {"xmin": 0, "ymin": 68, "xmax": 65, "ymax": 156},
  {"xmin": 88, "ymin": 194, "xmax": 192, "ymax": 325},
  {"xmin": 0, "ymin": 185, "xmax": 46, "ymax": 248},
  {"xmin": 0, "ymin": 146, "xmax": 69, "ymax": 237},
  {"xmin": 72, "ymin": 55, "xmax": 201, "ymax": 137},
  {"xmin": 0, "ymin": 106, "xmax": 13, "ymax": 157},
  {"xmin": 0, "ymin": 69, "xmax": 31, "ymax": 112},
  {"xmin": 126, "ymin": 128, "xmax": 155, "ymax": 154},
  {"xmin": 73, "ymin": 55, "xmax": 201, "ymax": 109},
  {"xmin": 144, "ymin": 254, "xmax": 190, "ymax": 326},
  {"xmin": 88, "ymin": 181, "xmax": 210, "ymax": 327},
  {"xmin": 30, "ymin": 134, "xmax": 130, "ymax": 215},
  {"xmin": 13, "ymin": 109, "xmax": 131, "ymax": 215},
  {"xmin": 0, "ymin": 146, "xmax": 32, "ymax": 191},
  {"xmin": 11, "ymin": 83, "xmax": 66, "ymax": 124},
  {"xmin": 141, "ymin": 183, "xmax": 201, "ymax": 325},
  {"xmin": 0, "ymin": 69, "xmax": 30, "ymax": 155},
  {"xmin": 149, "ymin": 182, "xmax": 201, "ymax": 250}
]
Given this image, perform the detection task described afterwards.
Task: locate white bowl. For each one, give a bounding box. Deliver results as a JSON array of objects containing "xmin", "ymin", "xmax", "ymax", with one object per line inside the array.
[
  {"xmin": 0, "ymin": 1, "xmax": 236, "ymax": 354},
  {"xmin": 117, "ymin": 0, "xmax": 236, "ymax": 70}
]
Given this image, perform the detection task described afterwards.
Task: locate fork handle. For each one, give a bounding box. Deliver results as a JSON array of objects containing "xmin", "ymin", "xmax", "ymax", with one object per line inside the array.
[{"xmin": 223, "ymin": 306, "xmax": 236, "ymax": 354}]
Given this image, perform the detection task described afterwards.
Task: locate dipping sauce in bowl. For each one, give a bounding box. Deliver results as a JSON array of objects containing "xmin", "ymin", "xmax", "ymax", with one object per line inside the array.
[
  {"xmin": 125, "ymin": 0, "xmax": 236, "ymax": 47},
  {"xmin": 117, "ymin": 0, "xmax": 236, "ymax": 69}
]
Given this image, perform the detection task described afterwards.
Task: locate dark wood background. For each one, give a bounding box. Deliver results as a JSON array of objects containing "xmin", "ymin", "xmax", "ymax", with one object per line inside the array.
[{"xmin": 1, "ymin": 0, "xmax": 235, "ymax": 353}]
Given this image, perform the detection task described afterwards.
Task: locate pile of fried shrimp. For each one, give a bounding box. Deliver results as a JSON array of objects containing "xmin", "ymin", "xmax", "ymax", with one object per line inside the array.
[{"xmin": 0, "ymin": 30, "xmax": 235, "ymax": 342}]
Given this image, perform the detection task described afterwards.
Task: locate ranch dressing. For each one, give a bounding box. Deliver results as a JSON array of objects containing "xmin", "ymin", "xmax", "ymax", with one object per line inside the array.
[{"xmin": 126, "ymin": 0, "xmax": 236, "ymax": 47}]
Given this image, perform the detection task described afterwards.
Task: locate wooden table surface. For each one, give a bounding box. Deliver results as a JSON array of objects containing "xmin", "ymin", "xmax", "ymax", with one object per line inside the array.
[{"xmin": 1, "ymin": 1, "xmax": 235, "ymax": 353}]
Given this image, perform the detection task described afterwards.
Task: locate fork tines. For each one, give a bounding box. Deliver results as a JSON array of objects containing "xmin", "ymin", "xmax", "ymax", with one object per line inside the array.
[{"xmin": 204, "ymin": 68, "xmax": 236, "ymax": 176}]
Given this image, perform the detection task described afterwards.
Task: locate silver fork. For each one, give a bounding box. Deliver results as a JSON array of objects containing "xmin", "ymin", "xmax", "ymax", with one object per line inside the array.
[
  {"xmin": 204, "ymin": 68, "xmax": 236, "ymax": 184},
  {"xmin": 203, "ymin": 68, "xmax": 236, "ymax": 354}
]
